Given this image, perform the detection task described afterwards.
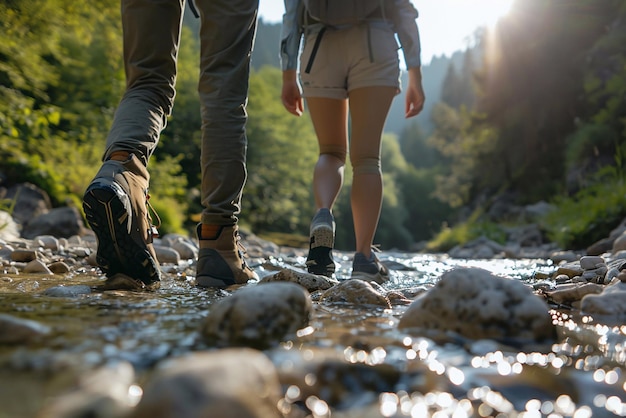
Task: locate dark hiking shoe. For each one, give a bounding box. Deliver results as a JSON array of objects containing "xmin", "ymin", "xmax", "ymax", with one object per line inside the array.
[
  {"xmin": 305, "ymin": 208, "xmax": 336, "ymax": 277},
  {"xmin": 83, "ymin": 154, "xmax": 161, "ymax": 289},
  {"xmin": 351, "ymin": 251, "xmax": 389, "ymax": 284},
  {"xmin": 196, "ymin": 224, "xmax": 258, "ymax": 288}
]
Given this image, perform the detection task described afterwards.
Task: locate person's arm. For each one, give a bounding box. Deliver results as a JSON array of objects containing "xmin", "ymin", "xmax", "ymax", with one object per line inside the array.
[
  {"xmin": 405, "ymin": 66, "xmax": 425, "ymax": 118},
  {"xmin": 282, "ymin": 69, "xmax": 304, "ymax": 116},
  {"xmin": 392, "ymin": 0, "xmax": 421, "ymax": 70},
  {"xmin": 391, "ymin": 0, "xmax": 424, "ymax": 117},
  {"xmin": 280, "ymin": 0, "xmax": 304, "ymax": 116}
]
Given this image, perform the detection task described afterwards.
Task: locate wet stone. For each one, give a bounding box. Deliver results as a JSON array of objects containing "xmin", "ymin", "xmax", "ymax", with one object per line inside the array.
[
  {"xmin": 48, "ymin": 261, "xmax": 71, "ymax": 274},
  {"xmin": 201, "ymin": 282, "xmax": 313, "ymax": 349},
  {"xmin": 320, "ymin": 279, "xmax": 391, "ymax": 308},
  {"xmin": 11, "ymin": 249, "xmax": 38, "ymax": 262},
  {"xmin": 260, "ymin": 267, "xmax": 338, "ymax": 292},
  {"xmin": 153, "ymin": 246, "xmax": 180, "ymax": 265},
  {"xmin": 131, "ymin": 349, "xmax": 283, "ymax": 418},
  {"xmin": 169, "ymin": 240, "xmax": 197, "ymax": 261},
  {"xmin": 24, "ymin": 259, "xmax": 53, "ymax": 274},
  {"xmin": 579, "ymin": 255, "xmax": 606, "ymax": 270},
  {"xmin": 35, "ymin": 235, "xmax": 60, "ymax": 252},
  {"xmin": 38, "ymin": 362, "xmax": 138, "ymax": 418},
  {"xmin": 42, "ymin": 285, "xmax": 92, "ymax": 298},
  {"xmin": 398, "ymin": 267, "xmax": 556, "ymax": 344},
  {"xmin": 581, "ymin": 281, "xmax": 626, "ymax": 316},
  {"xmin": 0, "ymin": 313, "xmax": 51, "ymax": 344}
]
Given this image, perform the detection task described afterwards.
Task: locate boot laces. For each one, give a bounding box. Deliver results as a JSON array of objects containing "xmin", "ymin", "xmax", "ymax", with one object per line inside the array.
[
  {"xmin": 235, "ymin": 233, "xmax": 252, "ymax": 269},
  {"xmin": 146, "ymin": 193, "xmax": 161, "ymax": 238}
]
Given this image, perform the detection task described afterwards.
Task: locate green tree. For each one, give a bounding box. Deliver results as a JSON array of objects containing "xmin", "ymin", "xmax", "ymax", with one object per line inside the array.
[
  {"xmin": 470, "ymin": 0, "xmax": 619, "ymax": 202},
  {"xmin": 243, "ymin": 66, "xmax": 319, "ymax": 234},
  {"xmin": 398, "ymin": 121, "xmax": 439, "ymax": 169}
]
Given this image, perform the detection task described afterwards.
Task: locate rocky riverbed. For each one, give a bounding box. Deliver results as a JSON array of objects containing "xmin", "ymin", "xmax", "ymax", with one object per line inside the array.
[{"xmin": 3, "ymin": 193, "xmax": 626, "ymax": 417}]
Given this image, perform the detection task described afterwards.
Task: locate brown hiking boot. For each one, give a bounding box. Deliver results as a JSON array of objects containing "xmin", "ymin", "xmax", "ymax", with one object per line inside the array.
[
  {"xmin": 196, "ymin": 224, "xmax": 258, "ymax": 287},
  {"xmin": 83, "ymin": 154, "xmax": 161, "ymax": 289}
]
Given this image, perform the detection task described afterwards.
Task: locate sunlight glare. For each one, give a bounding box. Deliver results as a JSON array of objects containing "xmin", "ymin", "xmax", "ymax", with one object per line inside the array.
[{"xmin": 480, "ymin": 0, "xmax": 515, "ymax": 29}]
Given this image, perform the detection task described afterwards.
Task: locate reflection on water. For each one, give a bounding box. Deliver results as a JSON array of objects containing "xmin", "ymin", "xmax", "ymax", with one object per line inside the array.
[{"xmin": 1, "ymin": 253, "xmax": 626, "ymax": 417}]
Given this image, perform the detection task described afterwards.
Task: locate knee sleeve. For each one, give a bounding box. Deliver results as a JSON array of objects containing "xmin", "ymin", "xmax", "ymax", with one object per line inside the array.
[
  {"xmin": 319, "ymin": 144, "xmax": 347, "ymax": 163},
  {"xmin": 351, "ymin": 156, "xmax": 381, "ymax": 176}
]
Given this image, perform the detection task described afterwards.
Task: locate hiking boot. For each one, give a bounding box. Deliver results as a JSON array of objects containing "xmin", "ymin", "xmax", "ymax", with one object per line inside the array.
[
  {"xmin": 351, "ymin": 251, "xmax": 389, "ymax": 284},
  {"xmin": 305, "ymin": 208, "xmax": 336, "ymax": 277},
  {"xmin": 82, "ymin": 154, "xmax": 161, "ymax": 289},
  {"xmin": 196, "ymin": 224, "xmax": 258, "ymax": 288}
]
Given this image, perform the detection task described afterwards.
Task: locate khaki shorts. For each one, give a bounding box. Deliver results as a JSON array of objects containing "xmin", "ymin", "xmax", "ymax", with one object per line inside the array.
[{"xmin": 300, "ymin": 23, "xmax": 401, "ymax": 99}]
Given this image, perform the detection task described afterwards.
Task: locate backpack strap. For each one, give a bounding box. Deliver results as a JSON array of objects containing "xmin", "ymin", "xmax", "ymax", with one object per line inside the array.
[
  {"xmin": 302, "ymin": 0, "xmax": 390, "ymax": 73},
  {"xmin": 304, "ymin": 26, "xmax": 327, "ymax": 74}
]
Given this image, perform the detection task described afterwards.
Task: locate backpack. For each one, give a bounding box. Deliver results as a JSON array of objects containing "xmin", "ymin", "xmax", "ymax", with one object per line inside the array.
[
  {"xmin": 301, "ymin": 0, "xmax": 394, "ymax": 74},
  {"xmin": 303, "ymin": 0, "xmax": 386, "ymax": 27}
]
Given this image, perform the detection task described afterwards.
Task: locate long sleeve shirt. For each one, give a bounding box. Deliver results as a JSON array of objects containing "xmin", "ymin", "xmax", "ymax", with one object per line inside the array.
[{"xmin": 280, "ymin": 0, "xmax": 422, "ymax": 71}]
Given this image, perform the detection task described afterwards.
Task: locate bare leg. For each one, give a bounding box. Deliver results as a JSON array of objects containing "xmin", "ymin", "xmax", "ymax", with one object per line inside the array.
[
  {"xmin": 348, "ymin": 86, "xmax": 396, "ymax": 257},
  {"xmin": 305, "ymin": 97, "xmax": 349, "ymax": 210}
]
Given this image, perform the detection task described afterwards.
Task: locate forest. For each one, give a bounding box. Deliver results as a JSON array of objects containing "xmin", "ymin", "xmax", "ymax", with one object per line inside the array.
[{"xmin": 1, "ymin": 0, "xmax": 625, "ymax": 252}]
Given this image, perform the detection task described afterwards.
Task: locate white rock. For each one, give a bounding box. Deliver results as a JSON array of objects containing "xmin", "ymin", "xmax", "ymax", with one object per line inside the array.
[
  {"xmin": 398, "ymin": 267, "xmax": 555, "ymax": 343},
  {"xmin": 613, "ymin": 231, "xmax": 626, "ymax": 253},
  {"xmin": 260, "ymin": 267, "xmax": 337, "ymax": 292},
  {"xmin": 153, "ymin": 246, "xmax": 179, "ymax": 265},
  {"xmin": 579, "ymin": 255, "xmax": 605, "ymax": 270},
  {"xmin": 35, "ymin": 235, "xmax": 60, "ymax": 252},
  {"xmin": 0, "ymin": 210, "xmax": 20, "ymax": 241},
  {"xmin": 320, "ymin": 279, "xmax": 390, "ymax": 308},
  {"xmin": 201, "ymin": 282, "xmax": 313, "ymax": 348},
  {"xmin": 170, "ymin": 239, "xmax": 197, "ymax": 260},
  {"xmin": 581, "ymin": 281, "xmax": 626, "ymax": 316}
]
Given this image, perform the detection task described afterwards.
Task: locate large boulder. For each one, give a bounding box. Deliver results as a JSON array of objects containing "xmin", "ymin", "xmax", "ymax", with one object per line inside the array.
[
  {"xmin": 398, "ymin": 267, "xmax": 556, "ymax": 344},
  {"xmin": 21, "ymin": 206, "xmax": 87, "ymax": 239},
  {"xmin": 3, "ymin": 183, "xmax": 51, "ymax": 226}
]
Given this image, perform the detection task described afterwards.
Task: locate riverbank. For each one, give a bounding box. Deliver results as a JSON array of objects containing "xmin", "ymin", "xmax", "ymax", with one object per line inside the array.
[{"xmin": 3, "ymin": 215, "xmax": 626, "ymax": 417}]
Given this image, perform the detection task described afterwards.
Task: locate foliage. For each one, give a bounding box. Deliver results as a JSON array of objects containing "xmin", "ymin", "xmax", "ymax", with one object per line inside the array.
[
  {"xmin": 467, "ymin": 0, "xmax": 622, "ymax": 202},
  {"xmin": 541, "ymin": 167, "xmax": 626, "ymax": 249},
  {"xmin": 3, "ymin": 0, "xmax": 626, "ymax": 252},
  {"xmin": 243, "ymin": 66, "xmax": 319, "ymax": 234},
  {"xmin": 441, "ymin": 49, "xmax": 477, "ymax": 110},
  {"xmin": 427, "ymin": 103, "xmax": 500, "ymax": 208},
  {"xmin": 425, "ymin": 210, "xmax": 507, "ymax": 252},
  {"xmin": 150, "ymin": 197, "xmax": 187, "ymax": 236},
  {"xmin": 153, "ymin": 24, "xmax": 202, "ymax": 196}
]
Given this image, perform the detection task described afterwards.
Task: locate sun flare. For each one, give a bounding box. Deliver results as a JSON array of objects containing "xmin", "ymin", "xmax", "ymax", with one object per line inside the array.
[{"xmin": 481, "ymin": 0, "xmax": 515, "ymax": 28}]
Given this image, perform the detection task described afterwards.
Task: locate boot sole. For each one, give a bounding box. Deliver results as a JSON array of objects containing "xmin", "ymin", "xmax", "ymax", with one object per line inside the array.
[
  {"xmin": 83, "ymin": 185, "xmax": 160, "ymax": 285},
  {"xmin": 306, "ymin": 225, "xmax": 335, "ymax": 276},
  {"xmin": 310, "ymin": 224, "xmax": 334, "ymax": 248}
]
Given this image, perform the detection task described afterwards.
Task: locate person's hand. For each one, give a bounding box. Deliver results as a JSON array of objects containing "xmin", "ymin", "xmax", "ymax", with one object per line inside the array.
[
  {"xmin": 281, "ymin": 70, "xmax": 304, "ymax": 116},
  {"xmin": 405, "ymin": 66, "xmax": 425, "ymax": 118}
]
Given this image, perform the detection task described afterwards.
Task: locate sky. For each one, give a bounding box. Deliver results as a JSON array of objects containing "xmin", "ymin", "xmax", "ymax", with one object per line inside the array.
[{"xmin": 258, "ymin": 0, "xmax": 515, "ymax": 64}]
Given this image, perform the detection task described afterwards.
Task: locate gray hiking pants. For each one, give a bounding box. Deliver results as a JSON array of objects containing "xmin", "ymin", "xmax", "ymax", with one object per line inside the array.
[{"xmin": 104, "ymin": 0, "xmax": 258, "ymax": 226}]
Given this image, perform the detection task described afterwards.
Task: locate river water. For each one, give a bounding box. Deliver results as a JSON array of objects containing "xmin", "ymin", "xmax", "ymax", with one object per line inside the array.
[{"xmin": 1, "ymin": 251, "xmax": 626, "ymax": 417}]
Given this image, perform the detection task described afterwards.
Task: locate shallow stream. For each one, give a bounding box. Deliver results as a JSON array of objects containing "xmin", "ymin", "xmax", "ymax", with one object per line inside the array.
[{"xmin": 1, "ymin": 252, "xmax": 626, "ymax": 417}]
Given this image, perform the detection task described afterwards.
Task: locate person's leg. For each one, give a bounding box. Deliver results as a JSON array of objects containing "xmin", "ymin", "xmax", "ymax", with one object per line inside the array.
[
  {"xmin": 104, "ymin": 0, "xmax": 184, "ymax": 165},
  {"xmin": 194, "ymin": 0, "xmax": 259, "ymax": 287},
  {"xmin": 83, "ymin": 0, "xmax": 184, "ymax": 288},
  {"xmin": 302, "ymin": 97, "xmax": 348, "ymax": 276},
  {"xmin": 348, "ymin": 86, "xmax": 396, "ymax": 258},
  {"xmin": 306, "ymin": 97, "xmax": 349, "ymax": 210}
]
